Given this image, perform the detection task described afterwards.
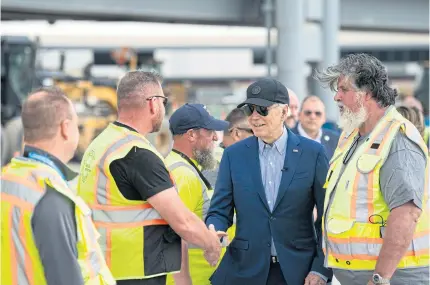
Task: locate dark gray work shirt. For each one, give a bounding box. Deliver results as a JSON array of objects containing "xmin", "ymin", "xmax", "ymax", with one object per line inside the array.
[{"xmin": 23, "ymin": 146, "xmax": 84, "ymax": 285}]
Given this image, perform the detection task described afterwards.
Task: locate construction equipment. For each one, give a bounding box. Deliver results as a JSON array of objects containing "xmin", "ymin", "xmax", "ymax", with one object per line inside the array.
[{"xmin": 1, "ymin": 36, "xmax": 38, "ymax": 166}]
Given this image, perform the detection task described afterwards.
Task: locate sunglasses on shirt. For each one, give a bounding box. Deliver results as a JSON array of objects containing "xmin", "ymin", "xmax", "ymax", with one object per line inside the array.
[{"xmin": 241, "ymin": 104, "xmax": 273, "ymax": 117}]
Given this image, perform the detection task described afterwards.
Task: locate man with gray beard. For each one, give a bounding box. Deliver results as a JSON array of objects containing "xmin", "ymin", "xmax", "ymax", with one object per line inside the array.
[
  {"xmin": 315, "ymin": 53, "xmax": 429, "ymax": 285},
  {"xmin": 165, "ymin": 103, "xmax": 229, "ymax": 285}
]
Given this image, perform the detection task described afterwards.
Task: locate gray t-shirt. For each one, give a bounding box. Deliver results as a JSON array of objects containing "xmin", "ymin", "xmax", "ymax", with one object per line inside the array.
[
  {"xmin": 332, "ymin": 132, "xmax": 428, "ymax": 284},
  {"xmin": 32, "ymin": 186, "xmax": 84, "ymax": 285},
  {"xmin": 358, "ymin": 131, "xmax": 426, "ymax": 210}
]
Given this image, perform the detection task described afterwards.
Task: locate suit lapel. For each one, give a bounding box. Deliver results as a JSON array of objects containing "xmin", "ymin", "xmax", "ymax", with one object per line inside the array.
[
  {"xmin": 273, "ymin": 130, "xmax": 302, "ymax": 211},
  {"xmin": 245, "ymin": 137, "xmax": 271, "ymax": 212}
]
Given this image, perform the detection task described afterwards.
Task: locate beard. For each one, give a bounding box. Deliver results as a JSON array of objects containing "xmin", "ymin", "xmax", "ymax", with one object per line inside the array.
[
  {"xmin": 151, "ymin": 110, "xmax": 164, "ymax": 133},
  {"xmin": 338, "ymin": 97, "xmax": 368, "ymax": 134},
  {"xmin": 193, "ymin": 147, "xmax": 216, "ymax": 170}
]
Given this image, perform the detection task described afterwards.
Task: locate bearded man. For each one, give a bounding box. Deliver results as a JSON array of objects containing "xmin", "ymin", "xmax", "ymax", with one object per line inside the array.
[
  {"xmin": 315, "ymin": 53, "xmax": 429, "ymax": 285},
  {"xmin": 165, "ymin": 103, "xmax": 229, "ymax": 285}
]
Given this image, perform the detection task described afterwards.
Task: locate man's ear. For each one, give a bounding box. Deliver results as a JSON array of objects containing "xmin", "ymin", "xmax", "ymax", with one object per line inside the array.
[
  {"xmin": 186, "ymin": 129, "xmax": 196, "ymax": 142},
  {"xmin": 148, "ymin": 98, "xmax": 157, "ymax": 115},
  {"xmin": 60, "ymin": 119, "xmax": 70, "ymax": 141}
]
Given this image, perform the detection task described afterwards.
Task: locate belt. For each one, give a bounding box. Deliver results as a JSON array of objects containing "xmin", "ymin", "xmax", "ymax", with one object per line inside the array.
[{"xmin": 271, "ymin": 256, "xmax": 279, "ymax": 263}]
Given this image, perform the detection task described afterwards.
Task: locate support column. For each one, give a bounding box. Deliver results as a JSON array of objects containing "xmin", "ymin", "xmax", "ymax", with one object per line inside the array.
[
  {"xmin": 262, "ymin": 0, "xmax": 274, "ymax": 77},
  {"xmin": 276, "ymin": 0, "xmax": 306, "ymax": 101},
  {"xmin": 317, "ymin": 0, "xmax": 340, "ymax": 123}
]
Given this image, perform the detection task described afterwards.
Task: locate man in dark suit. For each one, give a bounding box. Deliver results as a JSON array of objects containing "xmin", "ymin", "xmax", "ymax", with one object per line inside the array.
[
  {"xmin": 205, "ymin": 79, "xmax": 332, "ymax": 285},
  {"xmin": 291, "ymin": 96, "xmax": 340, "ymax": 159}
]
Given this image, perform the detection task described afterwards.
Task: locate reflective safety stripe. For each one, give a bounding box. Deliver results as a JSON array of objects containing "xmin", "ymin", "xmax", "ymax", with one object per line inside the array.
[
  {"xmin": 1, "ymin": 180, "xmax": 43, "ymax": 207},
  {"xmin": 92, "ymin": 208, "xmax": 165, "ymax": 225},
  {"xmin": 352, "ymin": 120, "xmax": 392, "ymax": 222},
  {"xmin": 168, "ymin": 161, "xmax": 211, "ymax": 220},
  {"xmin": 11, "ymin": 207, "xmax": 31, "ymax": 285},
  {"xmin": 82, "ymin": 216, "xmax": 100, "ymax": 280},
  {"xmin": 328, "ymin": 234, "xmax": 429, "ymax": 258},
  {"xmin": 96, "ymin": 134, "xmax": 141, "ymax": 205},
  {"xmin": 6, "ymin": 204, "xmax": 19, "ymax": 285}
]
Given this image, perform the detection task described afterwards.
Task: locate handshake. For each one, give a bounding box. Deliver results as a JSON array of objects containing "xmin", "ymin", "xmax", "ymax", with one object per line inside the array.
[{"xmin": 203, "ymin": 224, "xmax": 228, "ymax": 267}]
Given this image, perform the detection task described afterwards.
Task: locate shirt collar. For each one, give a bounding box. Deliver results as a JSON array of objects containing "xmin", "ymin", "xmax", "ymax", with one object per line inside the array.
[
  {"xmin": 23, "ymin": 145, "xmax": 78, "ymax": 181},
  {"xmin": 258, "ymin": 127, "xmax": 288, "ymax": 155},
  {"xmin": 114, "ymin": 121, "xmax": 138, "ymax": 133},
  {"xmin": 297, "ymin": 123, "xmax": 322, "ymax": 143}
]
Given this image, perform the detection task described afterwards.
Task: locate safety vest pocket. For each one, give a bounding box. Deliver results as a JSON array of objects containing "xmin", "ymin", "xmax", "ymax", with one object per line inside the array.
[
  {"xmin": 357, "ymin": 154, "xmax": 381, "ymax": 174},
  {"xmin": 326, "ymin": 218, "xmax": 355, "ymax": 235}
]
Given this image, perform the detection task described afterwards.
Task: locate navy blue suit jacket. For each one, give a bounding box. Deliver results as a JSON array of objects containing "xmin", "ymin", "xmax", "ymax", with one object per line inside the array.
[
  {"xmin": 205, "ymin": 130, "xmax": 332, "ymax": 285},
  {"xmin": 291, "ymin": 126, "xmax": 340, "ymax": 159}
]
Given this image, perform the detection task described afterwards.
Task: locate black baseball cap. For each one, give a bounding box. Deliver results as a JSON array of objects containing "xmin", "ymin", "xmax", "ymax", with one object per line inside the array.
[
  {"xmin": 237, "ymin": 78, "xmax": 290, "ymax": 108},
  {"xmin": 169, "ymin": 103, "xmax": 229, "ymax": 135}
]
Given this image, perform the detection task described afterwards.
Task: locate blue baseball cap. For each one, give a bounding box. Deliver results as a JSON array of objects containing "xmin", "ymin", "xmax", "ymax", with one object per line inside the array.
[{"xmin": 169, "ymin": 103, "xmax": 229, "ymax": 135}]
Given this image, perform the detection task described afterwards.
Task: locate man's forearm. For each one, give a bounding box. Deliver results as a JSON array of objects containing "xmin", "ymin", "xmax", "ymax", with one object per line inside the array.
[
  {"xmin": 176, "ymin": 211, "xmax": 219, "ymax": 252},
  {"xmin": 375, "ymin": 202, "xmax": 421, "ymax": 278}
]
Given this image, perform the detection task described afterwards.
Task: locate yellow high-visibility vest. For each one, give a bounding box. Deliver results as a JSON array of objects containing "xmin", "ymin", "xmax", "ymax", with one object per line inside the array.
[
  {"xmin": 165, "ymin": 151, "xmax": 235, "ymax": 285},
  {"xmin": 322, "ymin": 107, "xmax": 429, "ymax": 271},
  {"xmin": 77, "ymin": 123, "xmax": 181, "ymax": 280},
  {"xmin": 1, "ymin": 157, "xmax": 115, "ymax": 285}
]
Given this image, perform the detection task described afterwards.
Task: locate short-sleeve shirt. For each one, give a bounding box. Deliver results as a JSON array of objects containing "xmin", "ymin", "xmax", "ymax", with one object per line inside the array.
[{"xmin": 109, "ymin": 122, "xmax": 174, "ymax": 201}]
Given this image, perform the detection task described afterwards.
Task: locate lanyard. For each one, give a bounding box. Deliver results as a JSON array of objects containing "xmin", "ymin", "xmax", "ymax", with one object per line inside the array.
[
  {"xmin": 171, "ymin": 149, "xmax": 213, "ymax": 190},
  {"xmin": 27, "ymin": 152, "xmax": 66, "ymax": 181}
]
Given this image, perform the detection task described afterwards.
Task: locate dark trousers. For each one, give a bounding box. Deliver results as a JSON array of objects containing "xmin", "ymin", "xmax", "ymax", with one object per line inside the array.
[
  {"xmin": 117, "ymin": 275, "xmax": 166, "ymax": 285},
  {"xmin": 266, "ymin": 261, "xmax": 288, "ymax": 285}
]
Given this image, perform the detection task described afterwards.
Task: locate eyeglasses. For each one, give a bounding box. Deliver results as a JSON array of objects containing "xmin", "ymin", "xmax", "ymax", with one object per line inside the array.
[
  {"xmin": 241, "ymin": 104, "xmax": 276, "ymax": 117},
  {"xmin": 303, "ymin": 110, "xmax": 323, "ymax": 117},
  {"xmin": 146, "ymin": 95, "xmax": 168, "ymax": 107}
]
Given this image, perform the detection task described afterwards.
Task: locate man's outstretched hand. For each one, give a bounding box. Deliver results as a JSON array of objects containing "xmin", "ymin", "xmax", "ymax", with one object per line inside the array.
[{"xmin": 203, "ymin": 224, "xmax": 226, "ymax": 266}]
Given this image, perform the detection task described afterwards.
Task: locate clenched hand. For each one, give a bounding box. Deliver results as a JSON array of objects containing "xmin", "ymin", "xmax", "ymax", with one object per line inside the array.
[{"xmin": 304, "ymin": 272, "xmax": 326, "ymax": 285}]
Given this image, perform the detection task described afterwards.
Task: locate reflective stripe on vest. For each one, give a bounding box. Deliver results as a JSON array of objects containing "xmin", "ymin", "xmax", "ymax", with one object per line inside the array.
[
  {"xmin": 322, "ymin": 107, "xmax": 430, "ymax": 271},
  {"xmin": 1, "ymin": 159, "xmax": 115, "ymax": 285}
]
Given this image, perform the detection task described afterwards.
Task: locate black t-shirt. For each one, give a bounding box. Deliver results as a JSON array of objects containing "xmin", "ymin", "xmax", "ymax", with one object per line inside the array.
[{"xmin": 109, "ymin": 122, "xmax": 174, "ymax": 201}]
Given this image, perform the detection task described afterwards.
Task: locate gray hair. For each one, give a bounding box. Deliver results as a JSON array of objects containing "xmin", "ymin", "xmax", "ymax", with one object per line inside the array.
[
  {"xmin": 116, "ymin": 70, "xmax": 162, "ymax": 111},
  {"xmin": 314, "ymin": 53, "xmax": 398, "ymax": 107}
]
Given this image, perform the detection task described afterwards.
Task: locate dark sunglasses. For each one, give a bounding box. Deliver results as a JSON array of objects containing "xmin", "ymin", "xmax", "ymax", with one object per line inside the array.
[
  {"xmin": 304, "ymin": 110, "xmax": 322, "ymax": 117},
  {"xmin": 241, "ymin": 104, "xmax": 271, "ymax": 117},
  {"xmin": 146, "ymin": 95, "xmax": 168, "ymax": 107}
]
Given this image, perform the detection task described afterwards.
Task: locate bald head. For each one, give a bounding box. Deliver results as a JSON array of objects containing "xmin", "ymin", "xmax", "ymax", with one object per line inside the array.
[
  {"xmin": 22, "ymin": 87, "xmax": 73, "ymax": 143},
  {"xmin": 300, "ymin": 95, "xmax": 325, "ymax": 112},
  {"xmin": 285, "ymin": 88, "xmax": 300, "ymax": 128}
]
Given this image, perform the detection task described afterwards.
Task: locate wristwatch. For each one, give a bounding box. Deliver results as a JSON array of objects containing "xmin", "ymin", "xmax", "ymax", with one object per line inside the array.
[{"xmin": 372, "ymin": 273, "xmax": 390, "ymax": 284}]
